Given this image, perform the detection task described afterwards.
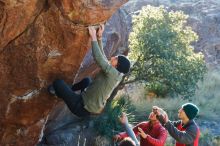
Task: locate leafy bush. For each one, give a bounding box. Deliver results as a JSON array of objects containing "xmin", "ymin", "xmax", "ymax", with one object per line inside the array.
[
  {"xmin": 93, "ymin": 95, "xmax": 136, "ymax": 139},
  {"xmin": 127, "ymin": 5, "xmax": 206, "ymax": 98}
]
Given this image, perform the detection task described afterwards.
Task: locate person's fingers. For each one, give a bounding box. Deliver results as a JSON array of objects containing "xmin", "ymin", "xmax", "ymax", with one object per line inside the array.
[
  {"xmin": 101, "ymin": 24, "xmax": 104, "ymax": 30},
  {"xmin": 165, "ymin": 114, "xmax": 169, "ymax": 122},
  {"xmin": 122, "ymin": 112, "xmax": 126, "ymax": 117},
  {"xmin": 88, "ymin": 26, "xmax": 95, "ymax": 32},
  {"xmin": 138, "ymin": 127, "xmax": 143, "ymax": 132},
  {"xmin": 117, "ymin": 136, "xmax": 121, "ymax": 141},
  {"xmin": 98, "ymin": 24, "xmax": 102, "ymax": 29},
  {"xmin": 138, "ymin": 132, "xmax": 144, "ymax": 138},
  {"xmin": 88, "ymin": 27, "xmax": 92, "ymax": 34},
  {"xmin": 138, "ymin": 132, "xmax": 143, "ymax": 135},
  {"xmin": 113, "ymin": 135, "xmax": 119, "ymax": 140},
  {"xmin": 139, "ymin": 131, "xmax": 143, "ymax": 135},
  {"xmin": 97, "ymin": 24, "xmax": 104, "ymax": 32},
  {"xmin": 88, "ymin": 26, "xmax": 93, "ymax": 31},
  {"xmin": 119, "ymin": 114, "xmax": 126, "ymax": 124},
  {"xmin": 97, "ymin": 25, "xmax": 101, "ymax": 32}
]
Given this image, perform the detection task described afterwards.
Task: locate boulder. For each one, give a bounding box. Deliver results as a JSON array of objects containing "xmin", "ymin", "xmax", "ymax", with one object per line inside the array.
[
  {"xmin": 0, "ymin": 0, "xmax": 128, "ymax": 145},
  {"xmin": 39, "ymin": 6, "xmax": 131, "ymax": 145}
]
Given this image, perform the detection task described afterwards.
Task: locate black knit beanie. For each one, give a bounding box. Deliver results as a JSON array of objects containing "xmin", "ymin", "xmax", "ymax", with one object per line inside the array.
[
  {"xmin": 116, "ymin": 55, "xmax": 130, "ymax": 74},
  {"xmin": 182, "ymin": 103, "xmax": 199, "ymax": 120}
]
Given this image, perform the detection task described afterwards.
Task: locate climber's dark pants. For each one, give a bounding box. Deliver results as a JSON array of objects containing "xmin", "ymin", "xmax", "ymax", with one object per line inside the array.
[
  {"xmin": 53, "ymin": 78, "xmax": 91, "ymax": 117},
  {"xmin": 71, "ymin": 77, "xmax": 92, "ymax": 93}
]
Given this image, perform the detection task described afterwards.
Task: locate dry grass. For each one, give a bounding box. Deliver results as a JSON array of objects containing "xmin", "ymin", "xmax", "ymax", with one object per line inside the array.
[
  {"xmin": 124, "ymin": 68, "xmax": 220, "ymax": 121},
  {"xmin": 192, "ymin": 69, "xmax": 220, "ymax": 120}
]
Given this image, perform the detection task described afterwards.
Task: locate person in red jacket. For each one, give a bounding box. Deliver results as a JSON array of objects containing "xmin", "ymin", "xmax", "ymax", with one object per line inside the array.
[
  {"xmin": 114, "ymin": 106, "xmax": 168, "ymax": 146},
  {"xmin": 156, "ymin": 103, "xmax": 200, "ymax": 146}
]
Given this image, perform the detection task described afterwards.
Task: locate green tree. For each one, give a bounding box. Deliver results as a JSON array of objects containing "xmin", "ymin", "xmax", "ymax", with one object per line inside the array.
[{"xmin": 126, "ymin": 6, "xmax": 206, "ymax": 98}]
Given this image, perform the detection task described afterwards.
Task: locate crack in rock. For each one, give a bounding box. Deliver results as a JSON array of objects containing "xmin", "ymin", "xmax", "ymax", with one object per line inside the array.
[{"xmin": 12, "ymin": 89, "xmax": 40, "ymax": 100}]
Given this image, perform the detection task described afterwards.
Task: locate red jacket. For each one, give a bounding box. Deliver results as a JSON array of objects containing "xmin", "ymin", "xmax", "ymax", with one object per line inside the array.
[{"xmin": 118, "ymin": 121, "xmax": 167, "ymax": 146}]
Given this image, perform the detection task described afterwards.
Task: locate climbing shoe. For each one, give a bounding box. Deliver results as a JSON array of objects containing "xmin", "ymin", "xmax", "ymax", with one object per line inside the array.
[{"xmin": 47, "ymin": 84, "xmax": 56, "ymax": 95}]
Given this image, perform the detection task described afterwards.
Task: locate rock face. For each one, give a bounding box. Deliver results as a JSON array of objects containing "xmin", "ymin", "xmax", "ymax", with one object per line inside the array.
[
  {"xmin": 169, "ymin": 0, "xmax": 220, "ymax": 68},
  {"xmin": 0, "ymin": 0, "xmax": 128, "ymax": 145},
  {"xmin": 38, "ymin": 7, "xmax": 131, "ymax": 146}
]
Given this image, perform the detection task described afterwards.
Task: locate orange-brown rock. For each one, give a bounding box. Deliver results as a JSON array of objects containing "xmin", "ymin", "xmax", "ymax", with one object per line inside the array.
[
  {"xmin": 39, "ymin": 7, "xmax": 131, "ymax": 145},
  {"xmin": 0, "ymin": 0, "xmax": 128, "ymax": 145}
]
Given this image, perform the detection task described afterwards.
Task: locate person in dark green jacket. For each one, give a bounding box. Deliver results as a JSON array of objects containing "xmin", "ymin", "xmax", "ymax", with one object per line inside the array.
[
  {"xmin": 155, "ymin": 103, "xmax": 200, "ymax": 146},
  {"xmin": 48, "ymin": 24, "xmax": 131, "ymax": 118}
]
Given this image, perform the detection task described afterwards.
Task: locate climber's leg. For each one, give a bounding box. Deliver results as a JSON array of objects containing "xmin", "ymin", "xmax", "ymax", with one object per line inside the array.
[
  {"xmin": 71, "ymin": 77, "xmax": 92, "ymax": 92},
  {"xmin": 53, "ymin": 79, "xmax": 90, "ymax": 117},
  {"xmin": 72, "ymin": 96, "xmax": 91, "ymax": 117},
  {"xmin": 47, "ymin": 84, "xmax": 56, "ymax": 95}
]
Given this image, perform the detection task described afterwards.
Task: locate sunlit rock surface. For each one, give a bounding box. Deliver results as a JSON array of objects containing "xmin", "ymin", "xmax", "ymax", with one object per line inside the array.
[
  {"xmin": 38, "ymin": 5, "xmax": 131, "ymax": 146},
  {"xmin": 169, "ymin": 0, "xmax": 220, "ymax": 68},
  {"xmin": 0, "ymin": 0, "xmax": 127, "ymax": 145}
]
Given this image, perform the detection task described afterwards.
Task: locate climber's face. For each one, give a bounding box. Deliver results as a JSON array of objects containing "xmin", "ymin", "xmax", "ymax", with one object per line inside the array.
[{"xmin": 110, "ymin": 56, "xmax": 118, "ymax": 67}]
